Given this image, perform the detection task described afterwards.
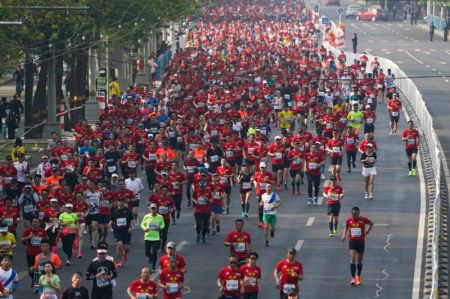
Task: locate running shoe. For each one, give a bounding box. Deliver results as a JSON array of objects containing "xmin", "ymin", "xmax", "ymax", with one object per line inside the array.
[
  {"xmin": 244, "ymin": 212, "xmax": 249, "ymax": 218},
  {"xmin": 77, "ymin": 252, "xmax": 83, "ymax": 259},
  {"xmin": 333, "ymin": 228, "xmax": 338, "ymax": 235},
  {"xmin": 412, "ymin": 169, "xmax": 417, "ymax": 176},
  {"xmin": 364, "ymin": 193, "xmax": 369, "ymax": 199},
  {"xmin": 241, "ymin": 211, "xmax": 246, "ymax": 218},
  {"xmin": 307, "ymin": 198, "xmax": 313, "ymax": 205},
  {"xmin": 369, "ymin": 193, "xmax": 373, "ymax": 200},
  {"xmin": 66, "ymin": 260, "xmax": 70, "ymax": 266},
  {"xmin": 258, "ymin": 222, "xmax": 264, "ymax": 228},
  {"xmin": 202, "ymin": 236, "xmax": 206, "ymax": 244},
  {"xmin": 172, "ymin": 219, "xmax": 176, "ymax": 225},
  {"xmin": 321, "ymin": 174, "xmax": 325, "ymax": 180},
  {"xmin": 313, "ymin": 197, "xmax": 318, "ymax": 205},
  {"xmin": 196, "ymin": 235, "xmax": 201, "ymax": 244},
  {"xmin": 124, "ymin": 252, "xmax": 128, "ymax": 261},
  {"xmin": 350, "ymin": 277, "xmax": 356, "ymax": 285},
  {"xmin": 216, "ymin": 224, "xmax": 220, "ymax": 232},
  {"xmin": 176, "ymin": 211, "xmax": 180, "ymax": 219},
  {"xmin": 226, "ymin": 206, "xmax": 230, "ymax": 214},
  {"xmin": 270, "ymin": 230, "xmax": 275, "ymax": 238},
  {"xmin": 212, "ymin": 230, "xmax": 216, "ymax": 236},
  {"xmin": 356, "ymin": 276, "xmax": 362, "ymax": 285},
  {"xmin": 347, "ymin": 169, "xmax": 351, "ymax": 173},
  {"xmin": 329, "ymin": 232, "xmax": 334, "ymax": 237},
  {"xmin": 408, "ymin": 170, "xmax": 413, "ymax": 176},
  {"xmin": 353, "ymin": 163, "xmax": 356, "ymax": 168},
  {"xmin": 277, "ymin": 185, "xmax": 281, "ymax": 191},
  {"xmin": 265, "ymin": 240, "xmax": 270, "ymax": 247},
  {"xmin": 90, "ymin": 243, "xmax": 95, "ymax": 249},
  {"xmin": 117, "ymin": 260, "xmax": 124, "ymax": 268}
]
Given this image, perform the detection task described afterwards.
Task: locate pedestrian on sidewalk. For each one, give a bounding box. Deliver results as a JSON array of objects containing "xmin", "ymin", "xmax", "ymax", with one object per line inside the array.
[
  {"xmin": 444, "ymin": 21, "xmax": 449, "ymax": 42},
  {"xmin": 352, "ymin": 33, "xmax": 358, "ymax": 54},
  {"xmin": 429, "ymin": 22, "xmax": 436, "ymax": 41},
  {"xmin": 13, "ymin": 64, "xmax": 24, "ymax": 98},
  {"xmin": 5, "ymin": 112, "xmax": 17, "ymax": 139},
  {"xmin": 0, "ymin": 97, "xmax": 7, "ymax": 134}
]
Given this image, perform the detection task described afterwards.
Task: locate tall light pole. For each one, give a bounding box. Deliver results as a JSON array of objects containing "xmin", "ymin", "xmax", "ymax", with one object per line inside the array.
[{"xmin": 43, "ymin": 44, "xmax": 60, "ymax": 136}]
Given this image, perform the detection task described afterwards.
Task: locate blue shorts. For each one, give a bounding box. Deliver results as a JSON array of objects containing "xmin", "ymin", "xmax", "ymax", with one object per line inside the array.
[{"xmin": 212, "ymin": 205, "xmax": 223, "ymax": 214}]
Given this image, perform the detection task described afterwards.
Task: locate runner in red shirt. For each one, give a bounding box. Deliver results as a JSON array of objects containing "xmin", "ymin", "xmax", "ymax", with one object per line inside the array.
[
  {"xmin": 326, "ymin": 131, "xmax": 344, "ymax": 180},
  {"xmin": 72, "ymin": 191, "xmax": 88, "ymax": 258},
  {"xmin": 253, "ymin": 162, "xmax": 275, "ymax": 228},
  {"xmin": 342, "ymin": 207, "xmax": 374, "ymax": 286},
  {"xmin": 217, "ymin": 254, "xmax": 243, "ymax": 299},
  {"xmin": 274, "ymin": 248, "xmax": 304, "ymax": 297},
  {"xmin": 343, "ymin": 127, "xmax": 359, "ymax": 173},
  {"xmin": 152, "ymin": 185, "xmax": 174, "ymax": 250},
  {"xmin": 159, "ymin": 257, "xmax": 185, "ymax": 299},
  {"xmin": 127, "ymin": 267, "xmax": 158, "ymax": 299},
  {"xmin": 401, "ymin": 120, "xmax": 420, "ymax": 176},
  {"xmin": 305, "ymin": 144, "xmax": 325, "ymax": 205},
  {"xmin": 387, "ymin": 93, "xmax": 402, "ymax": 135},
  {"xmin": 192, "ymin": 182, "xmax": 213, "ymax": 244},
  {"xmin": 323, "ymin": 176, "xmax": 344, "ymax": 237},
  {"xmin": 287, "ymin": 141, "xmax": 304, "ymax": 195},
  {"xmin": 216, "ymin": 159, "xmax": 234, "ymax": 214},
  {"xmin": 168, "ymin": 161, "xmax": 186, "ymax": 222},
  {"xmin": 21, "ymin": 217, "xmax": 48, "ymax": 285},
  {"xmin": 267, "ymin": 136, "xmax": 286, "ymax": 191},
  {"xmin": 240, "ymin": 252, "xmax": 262, "ymax": 298},
  {"xmin": 0, "ymin": 197, "xmax": 20, "ymax": 235},
  {"xmin": 159, "ymin": 242, "xmax": 187, "ymax": 273},
  {"xmin": 224, "ymin": 219, "xmax": 252, "ymax": 266},
  {"xmin": 210, "ymin": 175, "xmax": 225, "ymax": 235}
]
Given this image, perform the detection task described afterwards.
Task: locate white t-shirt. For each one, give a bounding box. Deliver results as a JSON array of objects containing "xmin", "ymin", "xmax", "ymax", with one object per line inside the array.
[
  {"xmin": 125, "ymin": 178, "xmax": 144, "ymax": 200},
  {"xmin": 0, "ymin": 267, "xmax": 18, "ymax": 299},
  {"xmin": 261, "ymin": 192, "xmax": 281, "ymax": 215}
]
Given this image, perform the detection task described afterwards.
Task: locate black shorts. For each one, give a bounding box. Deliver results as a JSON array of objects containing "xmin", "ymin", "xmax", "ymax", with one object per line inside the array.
[
  {"xmin": 330, "ymin": 156, "xmax": 342, "ymax": 166},
  {"xmin": 244, "ymin": 159, "xmax": 255, "ymax": 166},
  {"xmin": 85, "ymin": 214, "xmax": 100, "ymax": 225},
  {"xmin": 235, "ymin": 156, "xmax": 243, "ymax": 166},
  {"xmin": 227, "ymin": 160, "xmax": 236, "ymax": 167},
  {"xmin": 272, "ymin": 163, "xmax": 284, "ymax": 173},
  {"xmin": 390, "ymin": 115, "xmax": 400, "ymax": 123},
  {"xmin": 324, "ymin": 131, "xmax": 332, "ymax": 139},
  {"xmin": 240, "ymin": 188, "xmax": 252, "ymax": 194},
  {"xmin": 27, "ymin": 254, "xmax": 35, "ymax": 267},
  {"xmin": 406, "ymin": 148, "xmax": 418, "ymax": 157},
  {"xmin": 98, "ymin": 215, "xmax": 111, "ymax": 224},
  {"xmin": 177, "ymin": 144, "xmax": 186, "ymax": 152},
  {"xmin": 130, "ymin": 200, "xmax": 140, "ymax": 208},
  {"xmin": 113, "ymin": 229, "xmax": 131, "ymax": 245},
  {"xmin": 349, "ymin": 240, "xmax": 365, "ymax": 254},
  {"xmin": 327, "ymin": 204, "xmax": 341, "ymax": 216},
  {"xmin": 224, "ymin": 186, "xmax": 232, "ymax": 195},
  {"xmin": 364, "ymin": 124, "xmax": 375, "ymax": 134},
  {"xmin": 290, "ymin": 169, "xmax": 301, "ymax": 178},
  {"xmin": 283, "ymin": 158, "xmax": 290, "ymax": 168}
]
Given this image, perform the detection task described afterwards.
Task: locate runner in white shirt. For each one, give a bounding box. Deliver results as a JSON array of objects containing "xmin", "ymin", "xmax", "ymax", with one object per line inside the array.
[
  {"xmin": 125, "ymin": 171, "xmax": 145, "ymax": 225},
  {"xmin": 0, "ymin": 255, "xmax": 18, "ymax": 299},
  {"xmin": 259, "ymin": 184, "xmax": 281, "ymax": 247}
]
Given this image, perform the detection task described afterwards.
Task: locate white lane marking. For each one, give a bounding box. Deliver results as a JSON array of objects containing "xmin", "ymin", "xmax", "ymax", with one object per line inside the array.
[
  {"xmin": 414, "ymin": 49, "xmax": 421, "ymax": 52},
  {"xmin": 396, "ymin": 61, "xmax": 404, "ymax": 64},
  {"xmin": 438, "ymin": 72, "xmax": 443, "ymax": 75},
  {"xmin": 374, "ymin": 269, "xmax": 390, "ymax": 297},
  {"xmin": 432, "ymin": 68, "xmax": 436, "ymax": 71},
  {"xmin": 445, "ymin": 79, "xmax": 449, "ymax": 82},
  {"xmin": 383, "ymin": 234, "xmax": 392, "ymax": 253},
  {"xmin": 306, "ymin": 217, "xmax": 315, "ymax": 227},
  {"xmin": 423, "ymin": 51, "xmax": 431, "ymax": 55},
  {"xmin": 295, "ymin": 240, "xmax": 304, "ymax": 251},
  {"xmin": 374, "ymin": 223, "xmax": 391, "ymax": 227},
  {"xmin": 317, "ymin": 196, "xmax": 324, "ymax": 205},
  {"xmin": 426, "ymin": 65, "xmax": 431, "ymax": 68},
  {"xmin": 430, "ymin": 49, "xmax": 436, "ymax": 51},
  {"xmin": 438, "ymin": 61, "xmax": 448, "ymax": 65},
  {"xmin": 446, "ymin": 50, "xmax": 450, "ymax": 56},
  {"xmin": 412, "ymin": 154, "xmax": 426, "ymax": 299},
  {"xmin": 402, "ymin": 50, "xmax": 424, "ymax": 64}
]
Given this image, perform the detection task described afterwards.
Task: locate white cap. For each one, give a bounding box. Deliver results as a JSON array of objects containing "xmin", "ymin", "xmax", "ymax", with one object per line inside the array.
[
  {"xmin": 259, "ymin": 162, "xmax": 267, "ymax": 168},
  {"xmin": 111, "ymin": 173, "xmax": 119, "ymax": 178},
  {"xmin": 365, "ymin": 105, "xmax": 371, "ymax": 108},
  {"xmin": 274, "ymin": 136, "xmax": 281, "ymax": 140},
  {"xmin": 65, "ymin": 203, "xmax": 73, "ymax": 208},
  {"xmin": 150, "ymin": 203, "xmax": 158, "ymax": 209},
  {"xmin": 50, "ymin": 198, "xmax": 58, "ymax": 202}
]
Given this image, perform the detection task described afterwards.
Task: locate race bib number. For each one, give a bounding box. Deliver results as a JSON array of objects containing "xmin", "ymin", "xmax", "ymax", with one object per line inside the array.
[
  {"xmin": 226, "ymin": 280, "xmax": 239, "ymax": 290},
  {"xmin": 220, "ymin": 177, "xmax": 228, "ymax": 184},
  {"xmin": 391, "ymin": 111, "xmax": 399, "ymax": 117},
  {"xmin": 136, "ymin": 294, "xmax": 149, "ymax": 299},
  {"xmin": 293, "ymin": 158, "xmax": 300, "ymax": 165},
  {"xmin": 197, "ymin": 197, "xmax": 207, "ymax": 205},
  {"xmin": 60, "ymin": 154, "xmax": 68, "ymax": 161},
  {"xmin": 211, "ymin": 130, "xmax": 218, "ymax": 136},
  {"xmin": 210, "ymin": 155, "xmax": 219, "ymax": 162},
  {"xmin": 326, "ymin": 123, "xmax": 333, "ymax": 129},
  {"xmin": 407, "ymin": 139, "xmax": 415, "ymax": 145},
  {"xmin": 177, "ymin": 137, "xmax": 183, "ymax": 142},
  {"xmin": 148, "ymin": 154, "xmax": 157, "ymax": 161},
  {"xmin": 186, "ymin": 166, "xmax": 194, "ymax": 173},
  {"xmin": 351, "ymin": 227, "xmax": 362, "ymax": 237},
  {"xmin": 88, "ymin": 196, "xmax": 99, "ymax": 206},
  {"xmin": 366, "ymin": 157, "xmax": 375, "ymax": 163},
  {"xmin": 283, "ymin": 284, "xmax": 296, "ymax": 294},
  {"xmin": 168, "ymin": 131, "xmax": 175, "ymax": 138},
  {"xmin": 31, "ymin": 237, "xmax": 42, "ymax": 246},
  {"xmin": 234, "ymin": 242, "xmax": 245, "ymax": 252},
  {"xmin": 3, "ymin": 218, "xmax": 13, "ymax": 226},
  {"xmin": 340, "ymin": 117, "xmax": 347, "ymax": 123},
  {"xmin": 332, "ymin": 147, "xmax": 341, "ymax": 153},
  {"xmin": 116, "ymin": 218, "xmax": 127, "ymax": 227},
  {"xmin": 158, "ymin": 206, "xmax": 169, "ymax": 214},
  {"xmin": 259, "ymin": 183, "xmax": 266, "ymax": 190},
  {"xmin": 308, "ymin": 162, "xmax": 317, "ymax": 170},
  {"xmin": 353, "ymin": 118, "xmax": 361, "ymax": 123},
  {"xmin": 167, "ymin": 282, "xmax": 179, "ymax": 294},
  {"xmin": 107, "ymin": 166, "xmax": 116, "ymax": 173},
  {"xmin": 248, "ymin": 147, "xmax": 254, "ymax": 154},
  {"xmin": 329, "ymin": 194, "xmax": 339, "ymax": 201},
  {"xmin": 366, "ymin": 118, "xmax": 373, "ymax": 124},
  {"xmin": 149, "ymin": 222, "xmax": 159, "ymax": 230},
  {"xmin": 275, "ymin": 152, "xmax": 282, "ymax": 159},
  {"xmin": 245, "ymin": 277, "xmax": 257, "ymax": 286},
  {"xmin": 242, "ymin": 182, "xmax": 251, "ymax": 189},
  {"xmin": 96, "ymin": 278, "xmax": 109, "ymax": 287},
  {"xmin": 127, "ymin": 161, "xmax": 137, "ymax": 168},
  {"xmin": 377, "ymin": 84, "xmax": 383, "ymax": 89},
  {"xmin": 24, "ymin": 204, "xmax": 34, "ymax": 214},
  {"xmin": 226, "ymin": 151, "xmax": 234, "ymax": 158},
  {"xmin": 346, "ymin": 138, "xmax": 354, "ymax": 144}
]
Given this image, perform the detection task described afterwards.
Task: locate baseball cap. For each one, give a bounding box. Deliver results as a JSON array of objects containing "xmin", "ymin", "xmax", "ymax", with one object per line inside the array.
[
  {"xmin": 287, "ymin": 247, "xmax": 297, "ymax": 254},
  {"xmin": 0, "ymin": 225, "xmax": 8, "ymax": 233},
  {"xmin": 259, "ymin": 161, "xmax": 267, "ymax": 168},
  {"xmin": 65, "ymin": 203, "xmax": 73, "ymax": 208},
  {"xmin": 111, "ymin": 173, "xmax": 119, "ymax": 178},
  {"xmin": 161, "ymin": 171, "xmax": 168, "ymax": 176},
  {"xmin": 97, "ymin": 248, "xmax": 108, "ymax": 253},
  {"xmin": 287, "ymin": 288, "xmax": 298, "ymax": 295},
  {"xmin": 274, "ymin": 136, "xmax": 281, "ymax": 140},
  {"xmin": 365, "ymin": 105, "xmax": 371, "ymax": 109},
  {"xmin": 50, "ymin": 198, "xmax": 58, "ymax": 202},
  {"xmin": 42, "ymin": 155, "xmax": 48, "ymax": 159},
  {"xmin": 149, "ymin": 203, "xmax": 157, "ymax": 209},
  {"xmin": 166, "ymin": 242, "xmax": 176, "ymax": 249},
  {"xmin": 330, "ymin": 176, "xmax": 337, "ymax": 181},
  {"xmin": 367, "ymin": 143, "xmax": 374, "ymax": 148},
  {"xmin": 24, "ymin": 184, "xmax": 32, "ymax": 189}
]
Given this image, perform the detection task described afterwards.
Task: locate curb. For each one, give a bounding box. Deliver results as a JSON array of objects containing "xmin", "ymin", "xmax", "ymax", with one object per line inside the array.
[{"xmin": 417, "ymin": 23, "xmax": 445, "ymax": 39}]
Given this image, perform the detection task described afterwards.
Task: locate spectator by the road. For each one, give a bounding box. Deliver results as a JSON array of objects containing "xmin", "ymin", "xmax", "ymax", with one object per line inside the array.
[
  {"xmin": 0, "ymin": 97, "xmax": 8, "ymax": 134},
  {"xmin": 5, "ymin": 113, "xmax": 17, "ymax": 140},
  {"xmin": 8, "ymin": 95, "xmax": 23, "ymax": 124},
  {"xmin": 61, "ymin": 271, "xmax": 90, "ymax": 299},
  {"xmin": 351, "ymin": 33, "xmax": 358, "ymax": 54},
  {"xmin": 429, "ymin": 22, "xmax": 436, "ymax": 41},
  {"xmin": 147, "ymin": 54, "xmax": 158, "ymax": 86},
  {"xmin": 444, "ymin": 21, "xmax": 449, "ymax": 42},
  {"xmin": 109, "ymin": 77, "xmax": 121, "ymax": 98},
  {"xmin": 10, "ymin": 138, "xmax": 24, "ymax": 162},
  {"xmin": 12, "ymin": 65, "xmax": 24, "ymax": 98}
]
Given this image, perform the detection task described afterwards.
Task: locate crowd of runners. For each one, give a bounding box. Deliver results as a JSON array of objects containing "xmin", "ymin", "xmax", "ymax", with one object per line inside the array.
[{"xmin": 0, "ymin": 0, "xmax": 422, "ymax": 298}]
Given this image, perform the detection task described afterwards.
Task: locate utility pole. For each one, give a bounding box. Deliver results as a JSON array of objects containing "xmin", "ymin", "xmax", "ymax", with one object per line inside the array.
[{"xmin": 44, "ymin": 44, "xmax": 60, "ymax": 136}]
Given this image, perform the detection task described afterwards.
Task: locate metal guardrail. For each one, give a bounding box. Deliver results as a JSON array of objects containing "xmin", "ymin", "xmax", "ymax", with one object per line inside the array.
[{"xmin": 323, "ymin": 19, "xmax": 446, "ymax": 298}]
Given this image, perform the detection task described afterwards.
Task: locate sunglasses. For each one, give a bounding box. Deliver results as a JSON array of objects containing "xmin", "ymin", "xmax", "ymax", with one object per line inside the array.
[
  {"xmin": 229, "ymin": 261, "xmax": 237, "ymax": 264},
  {"xmin": 249, "ymin": 257, "xmax": 257, "ymax": 260}
]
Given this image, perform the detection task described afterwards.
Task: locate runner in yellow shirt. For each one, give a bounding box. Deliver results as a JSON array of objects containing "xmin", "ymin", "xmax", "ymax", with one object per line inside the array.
[{"xmin": 278, "ymin": 105, "xmax": 294, "ymax": 134}]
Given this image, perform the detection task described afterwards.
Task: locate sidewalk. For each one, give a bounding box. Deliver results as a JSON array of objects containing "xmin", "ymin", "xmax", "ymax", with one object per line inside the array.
[
  {"xmin": 417, "ymin": 23, "xmax": 445, "ymax": 38},
  {"xmin": 0, "ymin": 73, "xmax": 13, "ymax": 87}
]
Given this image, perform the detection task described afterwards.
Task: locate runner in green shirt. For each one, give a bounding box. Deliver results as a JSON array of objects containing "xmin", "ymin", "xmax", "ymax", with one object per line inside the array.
[
  {"xmin": 141, "ymin": 203, "xmax": 165, "ymax": 272},
  {"xmin": 58, "ymin": 203, "xmax": 78, "ymax": 266},
  {"xmin": 347, "ymin": 104, "xmax": 364, "ymax": 135}
]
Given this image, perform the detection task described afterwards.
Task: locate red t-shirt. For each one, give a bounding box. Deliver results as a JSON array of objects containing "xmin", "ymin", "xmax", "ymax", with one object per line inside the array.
[
  {"xmin": 0, "ymin": 207, "xmax": 20, "ymax": 232},
  {"xmin": 128, "ymin": 279, "xmax": 158, "ymax": 298},
  {"xmin": 192, "ymin": 190, "xmax": 212, "ymax": 213},
  {"xmin": 275, "ymin": 259, "xmax": 304, "ymax": 294},
  {"xmin": 159, "ymin": 269, "xmax": 184, "ymax": 299},
  {"xmin": 346, "ymin": 216, "xmax": 372, "ymax": 241},
  {"xmin": 287, "ymin": 149, "xmax": 303, "ymax": 170},
  {"xmin": 239, "ymin": 264, "xmax": 261, "ymax": 292},
  {"xmin": 268, "ymin": 143, "xmax": 286, "ymax": 165},
  {"xmin": 217, "ymin": 266, "xmax": 242, "ymax": 296},
  {"xmin": 168, "ymin": 172, "xmax": 186, "ymax": 195},
  {"xmin": 305, "ymin": 153, "xmax": 323, "ymax": 176},
  {"xmin": 253, "ymin": 171, "xmax": 275, "ymax": 195},
  {"xmin": 402, "ymin": 129, "xmax": 419, "ymax": 149},
  {"xmin": 344, "ymin": 134, "xmax": 359, "ymax": 152},
  {"xmin": 216, "ymin": 166, "xmax": 234, "ymax": 187},
  {"xmin": 328, "ymin": 138, "xmax": 344, "ymax": 158},
  {"xmin": 153, "ymin": 195, "xmax": 175, "ymax": 221},
  {"xmin": 73, "ymin": 201, "xmax": 89, "ymax": 224},
  {"xmin": 22, "ymin": 227, "xmax": 48, "ymax": 256},
  {"xmin": 224, "ymin": 230, "xmax": 252, "ymax": 261},
  {"xmin": 159, "ymin": 254, "xmax": 186, "ymax": 272},
  {"xmin": 323, "ymin": 184, "xmax": 343, "ymax": 205}
]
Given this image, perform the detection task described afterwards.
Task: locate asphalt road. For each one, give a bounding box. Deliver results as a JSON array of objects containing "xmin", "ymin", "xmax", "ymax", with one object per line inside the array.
[{"xmin": 7, "ymin": 103, "xmax": 423, "ymax": 299}]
